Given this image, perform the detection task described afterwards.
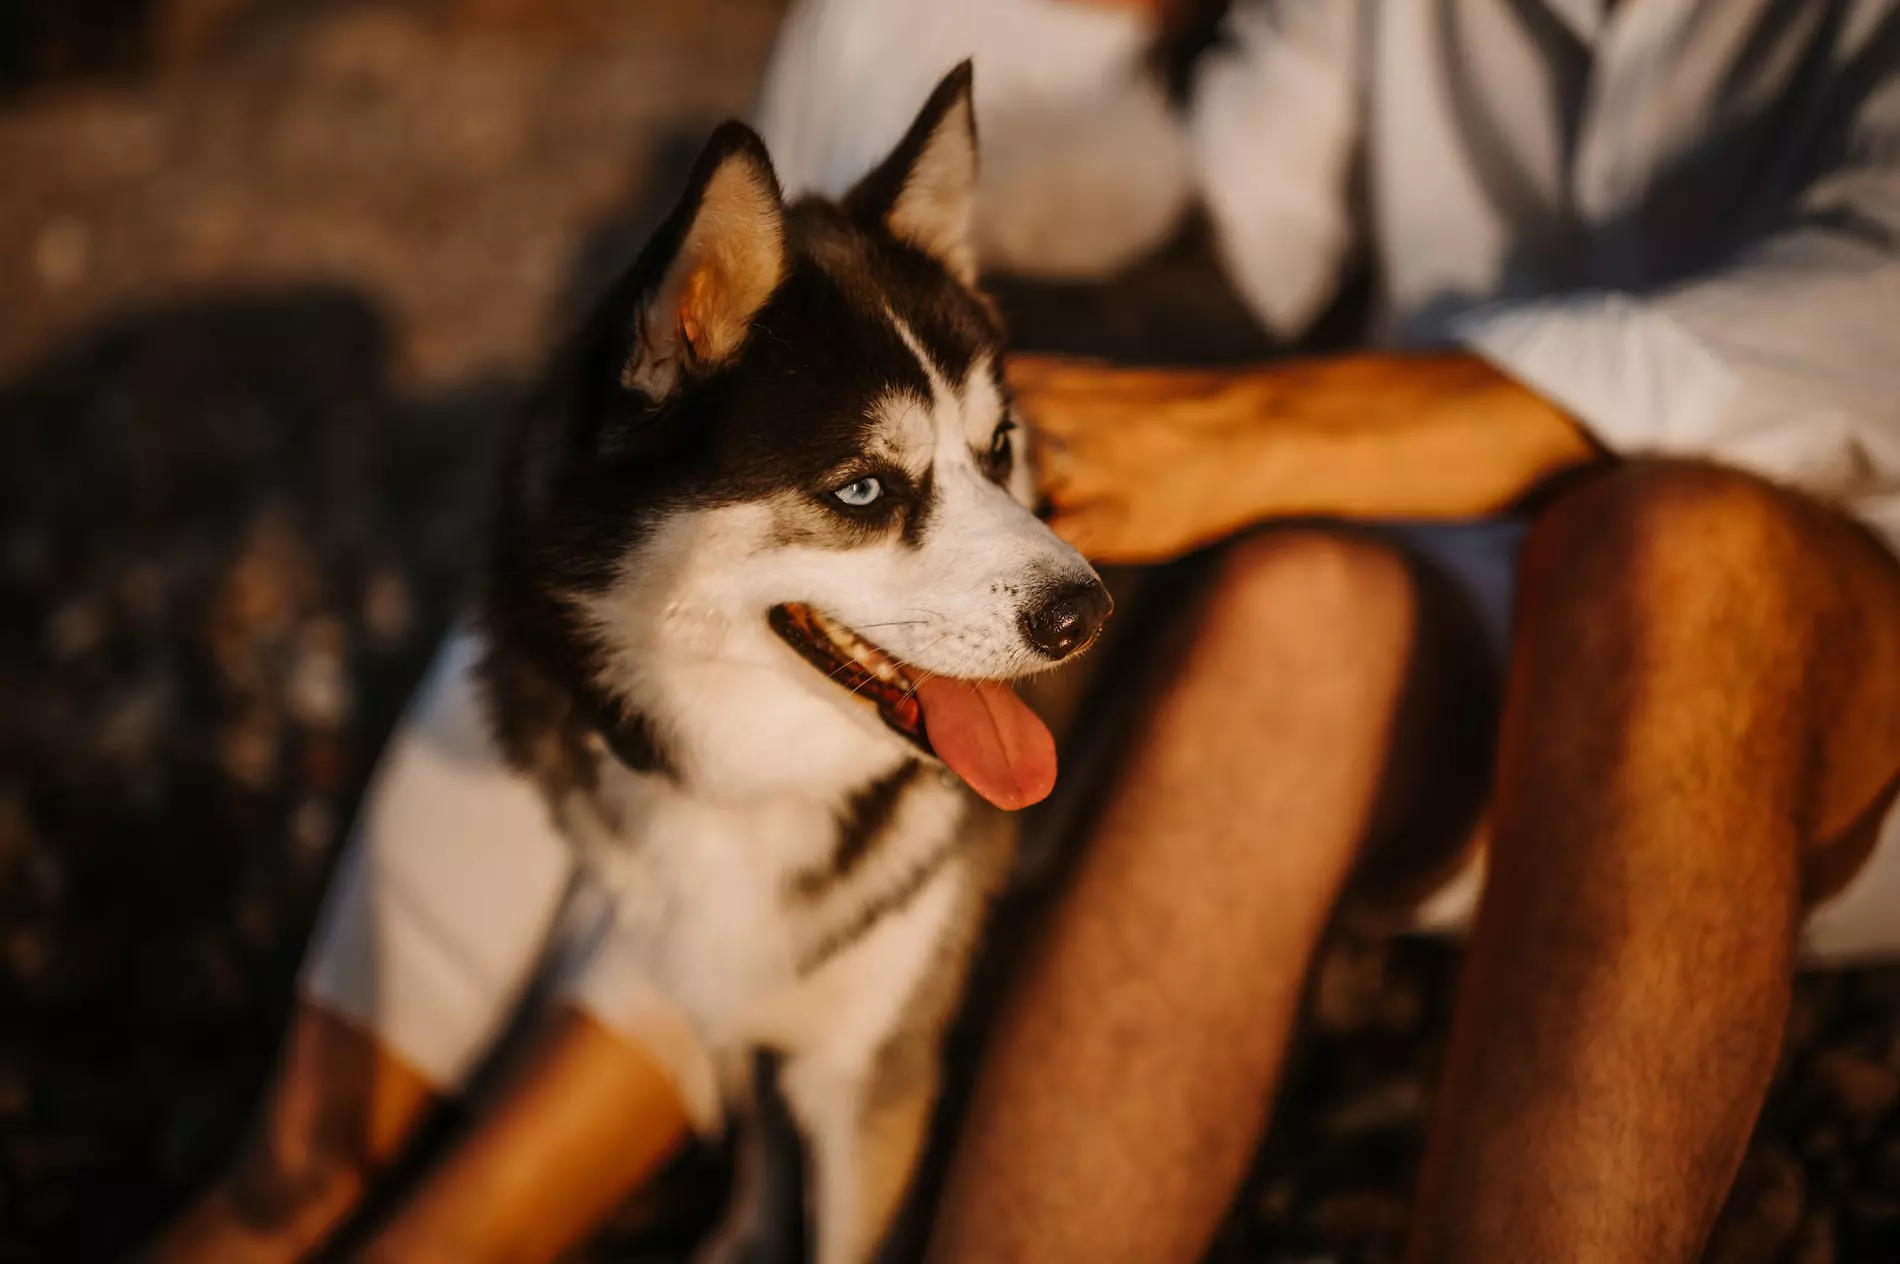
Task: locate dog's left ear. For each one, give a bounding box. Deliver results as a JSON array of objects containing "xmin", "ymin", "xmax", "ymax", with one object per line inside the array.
[
  {"xmin": 622, "ymin": 122, "xmax": 786, "ymax": 402},
  {"xmin": 847, "ymin": 61, "xmax": 979, "ymax": 287}
]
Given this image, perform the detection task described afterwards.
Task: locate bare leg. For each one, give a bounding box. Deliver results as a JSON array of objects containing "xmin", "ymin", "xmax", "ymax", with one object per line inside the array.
[
  {"xmin": 930, "ymin": 529, "xmax": 1434, "ymax": 1263},
  {"xmin": 359, "ymin": 1005, "xmax": 692, "ymax": 1264},
  {"xmin": 141, "ymin": 1001, "xmax": 438, "ymax": 1263},
  {"xmin": 1408, "ymin": 463, "xmax": 1900, "ymax": 1263}
]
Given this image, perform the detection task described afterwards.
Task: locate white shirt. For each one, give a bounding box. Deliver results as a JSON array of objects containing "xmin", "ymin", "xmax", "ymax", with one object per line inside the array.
[
  {"xmin": 1194, "ymin": 0, "xmax": 1900, "ymax": 548},
  {"xmin": 750, "ymin": 0, "xmax": 1900, "ymax": 960}
]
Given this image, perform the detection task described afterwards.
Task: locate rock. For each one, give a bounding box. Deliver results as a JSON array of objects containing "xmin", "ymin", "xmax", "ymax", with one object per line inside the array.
[
  {"xmin": 1807, "ymin": 1051, "xmax": 1900, "ymax": 1125},
  {"xmin": 33, "ymin": 217, "xmax": 91, "ymax": 292},
  {"xmin": 218, "ymin": 710, "xmax": 281, "ymax": 790},
  {"xmin": 300, "ymin": 736, "xmax": 349, "ymax": 795},
  {"xmin": 1321, "ymin": 1076, "xmax": 1427, "ymax": 1139},
  {"xmin": 205, "ymin": 508, "xmax": 319, "ymax": 697},
  {"xmin": 43, "ymin": 596, "xmax": 105, "ymax": 662},
  {"xmin": 291, "ymin": 797, "xmax": 337, "ymax": 858},
  {"xmin": 1801, "ymin": 1125, "xmax": 1846, "ymax": 1164},
  {"xmin": 1314, "ymin": 936, "xmax": 1394, "ymax": 1036},
  {"xmin": 0, "ymin": 1058, "xmax": 28, "ymax": 1118},
  {"xmin": 1254, "ymin": 1178, "xmax": 1297, "ymax": 1226},
  {"xmin": 1707, "ymin": 1145, "xmax": 1804, "ymax": 1264},
  {"xmin": 117, "ymin": 559, "xmax": 170, "ymax": 623},
  {"xmin": 1848, "ymin": 1191, "xmax": 1900, "ymax": 1226},
  {"xmin": 94, "ymin": 677, "xmax": 173, "ymax": 765},
  {"xmin": 1307, "ymin": 1189, "xmax": 1408, "ymax": 1244},
  {"xmin": 7, "ymin": 1131, "xmax": 111, "ymax": 1181},
  {"xmin": 1375, "ymin": 976, "xmax": 1426, "ymax": 1034},
  {"xmin": 1789, "ymin": 1212, "xmax": 1836, "ymax": 1264},
  {"xmin": 1782, "ymin": 988, "xmax": 1821, "ymax": 1064},
  {"xmin": 23, "ymin": 848, "xmax": 67, "ymax": 908},
  {"xmin": 1874, "ymin": 1136, "xmax": 1900, "ymax": 1193},
  {"xmin": 235, "ymin": 895, "xmax": 277, "ymax": 952},
  {"xmin": 0, "ymin": 791, "xmax": 29, "ymax": 879},
  {"xmin": 1850, "ymin": 969, "xmax": 1900, "ymax": 1014},
  {"xmin": 362, "ymin": 565, "xmax": 415, "ymax": 649},
  {"xmin": 5, "ymin": 529, "xmax": 52, "ymax": 585},
  {"xmin": 287, "ymin": 616, "xmax": 352, "ymax": 730},
  {"xmin": 151, "ymin": 0, "xmax": 259, "ymax": 67},
  {"xmin": 5, "ymin": 926, "xmax": 52, "ymax": 991}
]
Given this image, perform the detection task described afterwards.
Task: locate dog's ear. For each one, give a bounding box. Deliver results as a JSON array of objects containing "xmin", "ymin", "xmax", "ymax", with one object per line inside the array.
[
  {"xmin": 621, "ymin": 122, "xmax": 785, "ymax": 403},
  {"xmin": 846, "ymin": 61, "xmax": 979, "ymax": 287}
]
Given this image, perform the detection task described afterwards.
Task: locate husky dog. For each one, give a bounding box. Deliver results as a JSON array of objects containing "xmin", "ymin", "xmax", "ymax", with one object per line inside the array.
[{"xmin": 476, "ymin": 64, "xmax": 1110, "ymax": 1264}]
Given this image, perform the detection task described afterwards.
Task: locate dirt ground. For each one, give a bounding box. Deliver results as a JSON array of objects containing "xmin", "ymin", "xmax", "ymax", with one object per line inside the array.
[{"xmin": 1, "ymin": 2, "xmax": 1897, "ymax": 1261}]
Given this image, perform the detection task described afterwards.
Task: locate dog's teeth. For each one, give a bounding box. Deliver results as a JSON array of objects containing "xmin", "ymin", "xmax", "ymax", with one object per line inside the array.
[{"xmin": 797, "ymin": 609, "xmax": 912, "ymax": 686}]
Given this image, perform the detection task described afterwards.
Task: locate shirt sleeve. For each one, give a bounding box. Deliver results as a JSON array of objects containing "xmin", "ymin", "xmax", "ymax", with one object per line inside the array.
[
  {"xmin": 1188, "ymin": 0, "xmax": 1367, "ymax": 339},
  {"xmin": 1454, "ymin": 37, "xmax": 1900, "ymax": 506}
]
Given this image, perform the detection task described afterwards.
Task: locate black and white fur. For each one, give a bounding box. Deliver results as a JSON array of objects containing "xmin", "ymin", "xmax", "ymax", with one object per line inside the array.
[{"xmin": 477, "ymin": 65, "xmax": 1107, "ymax": 1264}]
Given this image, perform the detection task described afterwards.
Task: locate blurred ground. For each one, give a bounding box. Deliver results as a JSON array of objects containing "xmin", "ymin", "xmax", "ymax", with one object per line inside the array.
[{"xmin": 1, "ymin": 2, "xmax": 1897, "ymax": 1262}]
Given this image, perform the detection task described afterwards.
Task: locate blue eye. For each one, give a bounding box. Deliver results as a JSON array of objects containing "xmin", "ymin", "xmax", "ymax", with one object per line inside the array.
[{"xmin": 834, "ymin": 477, "xmax": 882, "ymax": 507}]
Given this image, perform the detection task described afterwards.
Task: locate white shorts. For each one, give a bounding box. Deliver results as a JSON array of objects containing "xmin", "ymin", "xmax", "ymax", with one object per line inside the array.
[{"xmin": 297, "ymin": 628, "xmax": 723, "ymax": 1129}]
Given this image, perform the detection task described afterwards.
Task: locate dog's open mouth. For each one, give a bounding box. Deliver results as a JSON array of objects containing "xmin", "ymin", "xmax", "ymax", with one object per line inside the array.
[
  {"xmin": 768, "ymin": 602, "xmax": 1056, "ymax": 810},
  {"xmin": 769, "ymin": 602, "xmax": 928, "ymax": 748}
]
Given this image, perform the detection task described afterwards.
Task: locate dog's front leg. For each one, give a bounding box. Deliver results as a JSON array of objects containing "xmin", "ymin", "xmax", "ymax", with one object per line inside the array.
[
  {"xmin": 779, "ymin": 1036, "xmax": 940, "ymax": 1264},
  {"xmin": 699, "ymin": 1049, "xmax": 812, "ymax": 1264},
  {"xmin": 697, "ymin": 1124, "xmax": 778, "ymax": 1264}
]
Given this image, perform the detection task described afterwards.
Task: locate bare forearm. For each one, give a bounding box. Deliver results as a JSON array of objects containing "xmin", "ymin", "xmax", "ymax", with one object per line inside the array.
[
  {"xmin": 361, "ymin": 1008, "xmax": 690, "ymax": 1263},
  {"xmin": 1235, "ymin": 352, "xmax": 1600, "ymax": 519},
  {"xmin": 1017, "ymin": 351, "xmax": 1602, "ymax": 562}
]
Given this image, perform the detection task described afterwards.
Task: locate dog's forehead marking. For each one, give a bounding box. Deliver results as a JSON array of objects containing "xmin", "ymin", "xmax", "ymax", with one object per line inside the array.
[
  {"xmin": 957, "ymin": 357, "xmax": 1003, "ymax": 445},
  {"xmin": 864, "ymin": 387, "xmax": 935, "ymax": 473},
  {"xmin": 883, "ymin": 311, "xmax": 1000, "ymax": 465}
]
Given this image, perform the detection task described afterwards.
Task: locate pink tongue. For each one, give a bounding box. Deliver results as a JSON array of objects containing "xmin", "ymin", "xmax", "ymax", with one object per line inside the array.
[{"xmin": 914, "ymin": 676, "xmax": 1057, "ymax": 810}]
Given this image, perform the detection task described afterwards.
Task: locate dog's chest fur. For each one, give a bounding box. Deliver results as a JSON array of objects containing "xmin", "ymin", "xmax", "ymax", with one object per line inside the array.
[{"xmin": 537, "ymin": 652, "xmax": 990, "ymax": 1076}]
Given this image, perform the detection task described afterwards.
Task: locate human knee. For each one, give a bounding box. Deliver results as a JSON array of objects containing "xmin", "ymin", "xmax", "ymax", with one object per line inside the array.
[
  {"xmin": 1519, "ymin": 460, "xmax": 1812, "ymax": 637},
  {"xmin": 1198, "ymin": 528, "xmax": 1416, "ymax": 665}
]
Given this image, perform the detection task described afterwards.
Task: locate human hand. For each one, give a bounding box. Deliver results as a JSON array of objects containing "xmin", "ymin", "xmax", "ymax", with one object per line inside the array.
[{"xmin": 1013, "ymin": 354, "xmax": 1284, "ymax": 564}]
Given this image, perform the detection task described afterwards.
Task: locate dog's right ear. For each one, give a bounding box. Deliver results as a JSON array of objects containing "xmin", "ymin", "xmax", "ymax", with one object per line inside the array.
[
  {"xmin": 846, "ymin": 61, "xmax": 979, "ymax": 287},
  {"xmin": 620, "ymin": 122, "xmax": 785, "ymax": 404}
]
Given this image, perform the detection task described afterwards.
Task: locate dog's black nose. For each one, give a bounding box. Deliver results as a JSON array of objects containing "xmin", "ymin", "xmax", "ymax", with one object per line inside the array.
[{"xmin": 1019, "ymin": 580, "xmax": 1113, "ymax": 661}]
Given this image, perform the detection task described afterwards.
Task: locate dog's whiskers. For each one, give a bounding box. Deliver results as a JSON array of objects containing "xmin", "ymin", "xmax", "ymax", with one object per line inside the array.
[
  {"xmin": 900, "ymin": 669, "xmax": 938, "ymax": 705},
  {"xmin": 895, "ymin": 632, "xmax": 955, "ymax": 703},
  {"xmin": 847, "ymin": 631, "xmax": 950, "ymax": 703}
]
